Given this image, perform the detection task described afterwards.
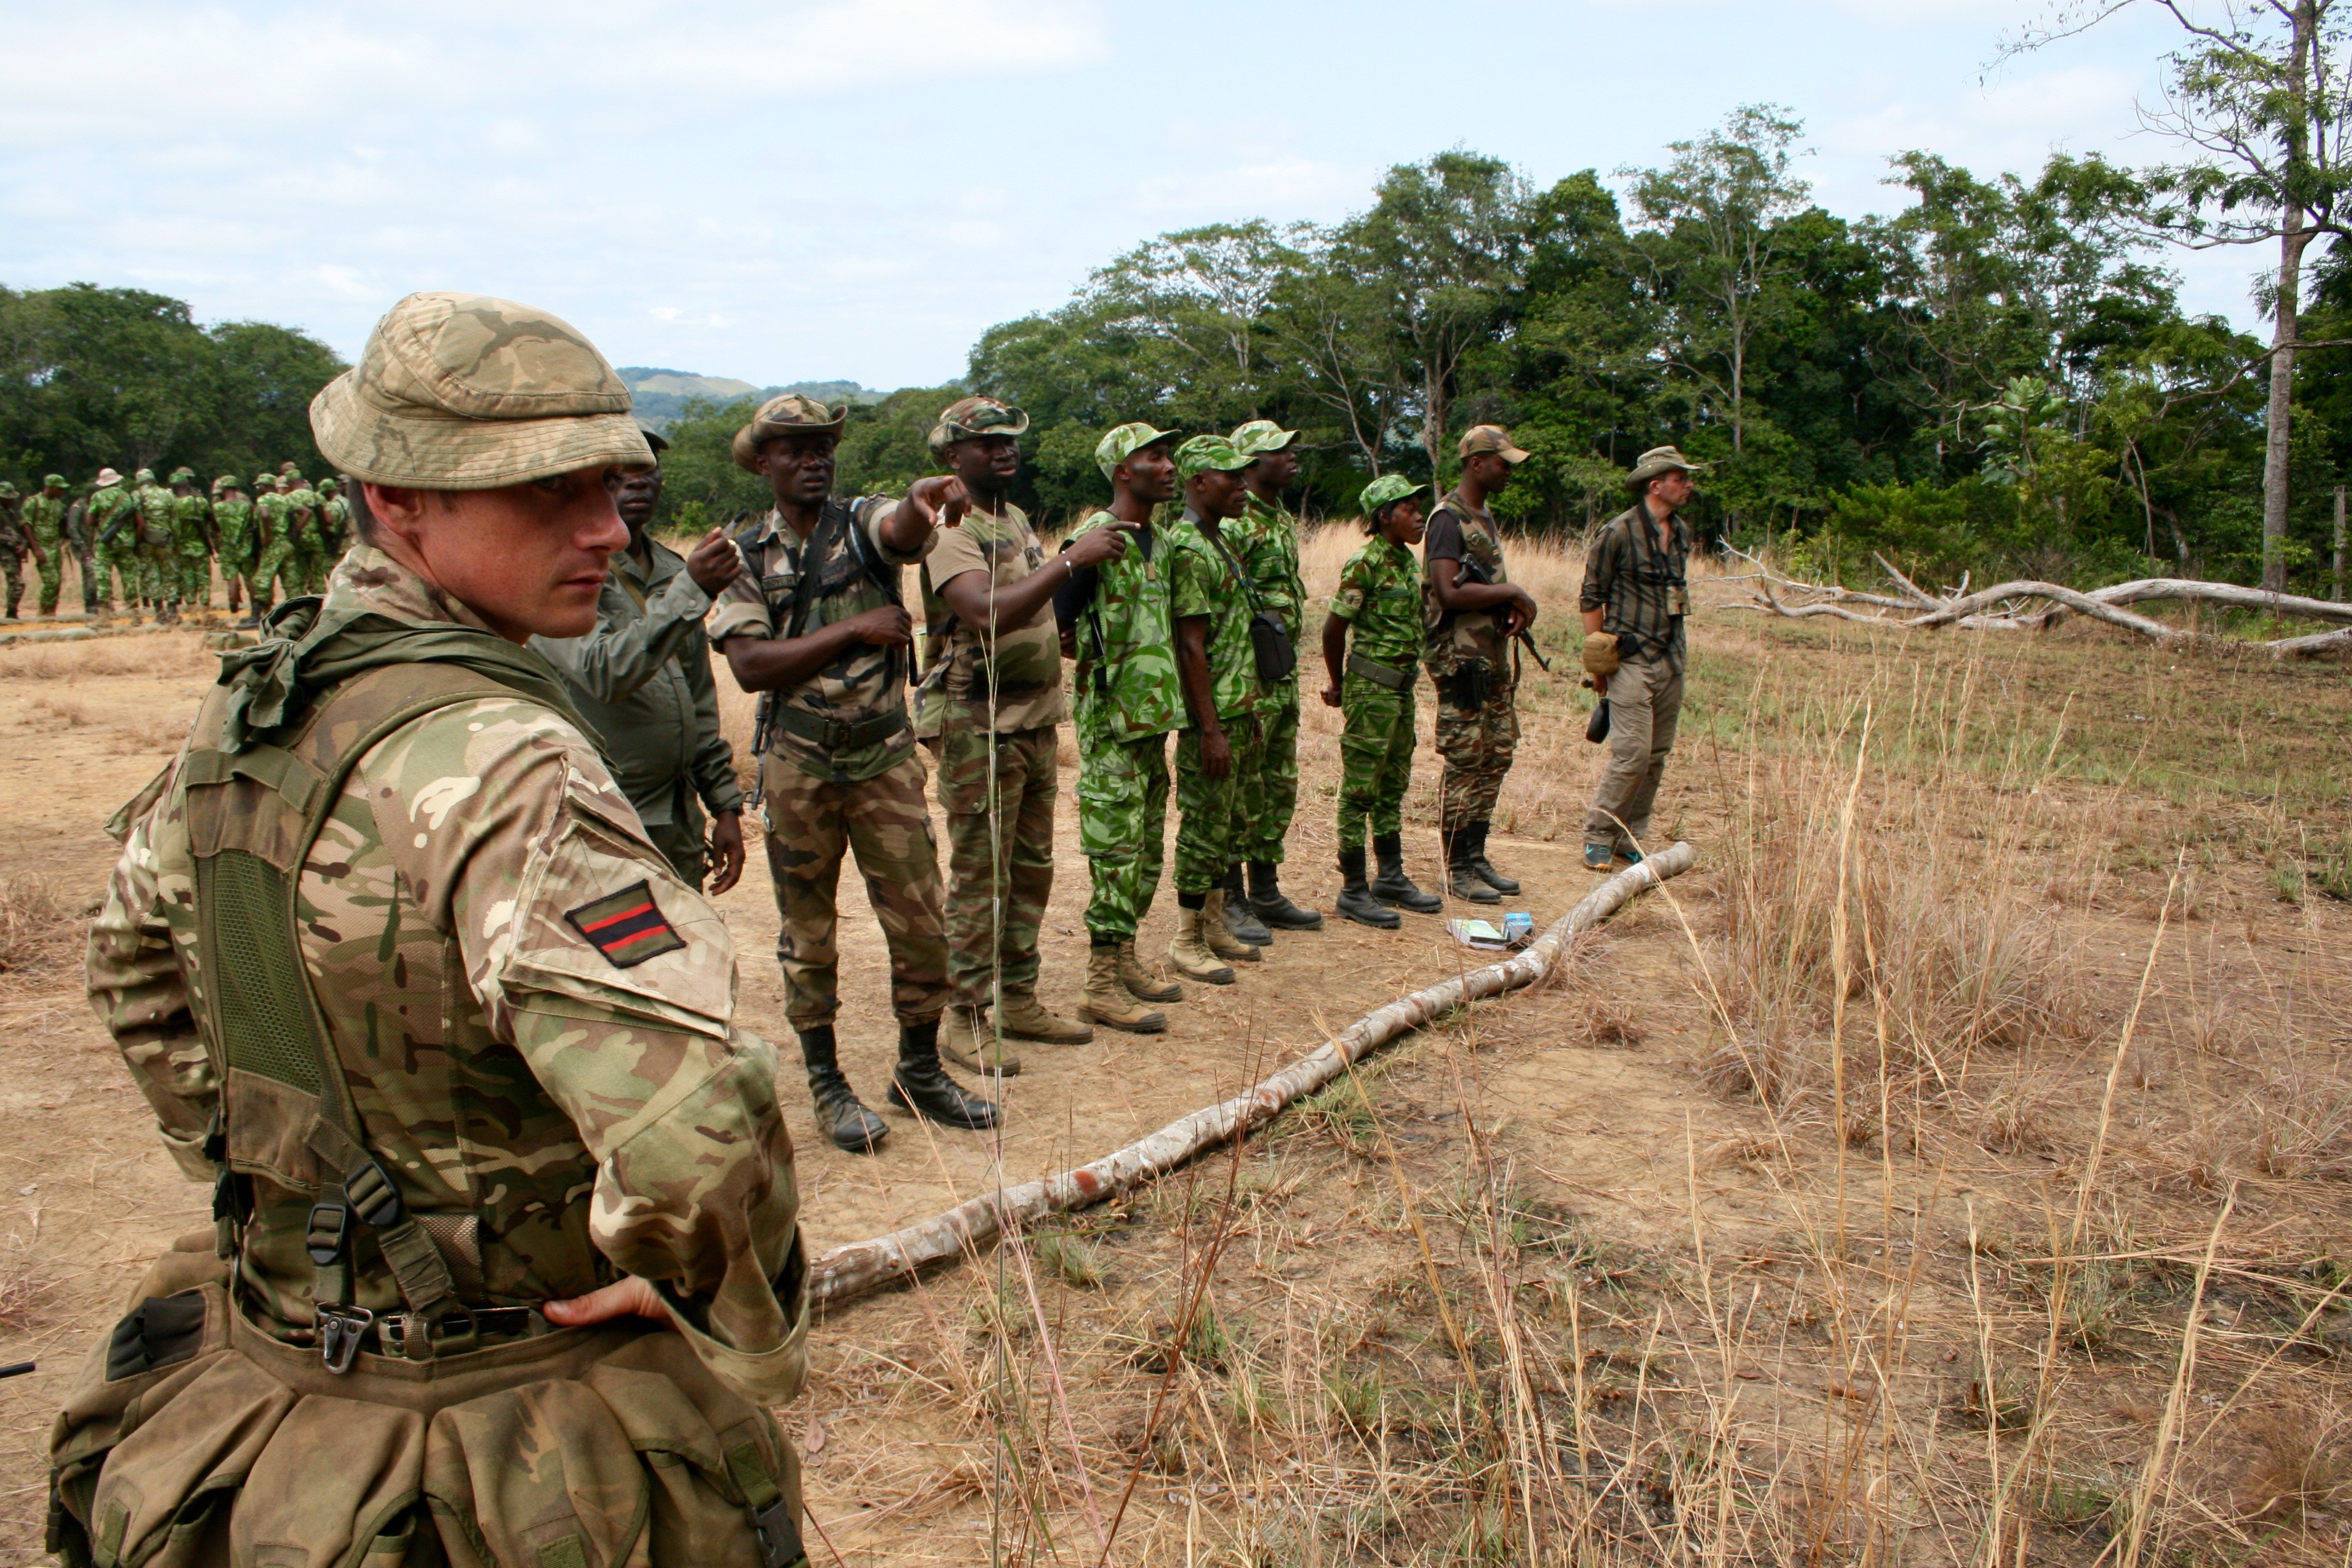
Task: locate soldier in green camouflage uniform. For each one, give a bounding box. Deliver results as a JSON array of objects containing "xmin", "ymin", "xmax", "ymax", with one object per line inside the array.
[
  {"xmin": 132, "ymin": 467, "xmax": 179, "ymax": 616},
  {"xmin": 316, "ymin": 475, "xmax": 353, "ymax": 565},
  {"xmin": 0, "ymin": 482, "xmax": 24, "ymax": 619},
  {"xmin": 24, "ymin": 474, "xmax": 69, "ymax": 616},
  {"xmin": 1423, "ymin": 424, "xmax": 1541, "ymax": 904},
  {"xmin": 249, "ymin": 471, "xmax": 294, "ymax": 612},
  {"xmin": 1223, "ymin": 419, "xmax": 1322, "ymax": 939},
  {"xmin": 1053, "ymin": 422, "xmax": 1189, "ymax": 1034},
  {"xmin": 1165, "ymin": 434, "xmax": 1266, "ymax": 985},
  {"xmin": 168, "ymin": 466, "xmax": 214, "ymax": 614},
  {"xmin": 915, "ymin": 396, "xmax": 1126, "ymax": 1073},
  {"xmin": 212, "ymin": 474, "xmax": 254, "ymax": 617},
  {"xmin": 1322, "ymin": 475, "xmax": 1443, "ymax": 927},
  {"xmin": 57, "ymin": 291, "xmax": 812, "ymax": 1568},
  {"xmin": 281, "ymin": 467, "xmax": 327, "ymax": 593},
  {"xmin": 708, "ymin": 393, "xmax": 997, "ymax": 1156},
  {"xmin": 86, "ymin": 467, "xmax": 137, "ymax": 612}
]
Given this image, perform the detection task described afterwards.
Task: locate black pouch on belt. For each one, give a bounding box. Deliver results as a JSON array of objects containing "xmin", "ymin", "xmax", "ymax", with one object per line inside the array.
[
  {"xmin": 1586, "ymin": 698, "xmax": 1611, "ymax": 745},
  {"xmin": 1447, "ymin": 658, "xmax": 1492, "ymax": 710}
]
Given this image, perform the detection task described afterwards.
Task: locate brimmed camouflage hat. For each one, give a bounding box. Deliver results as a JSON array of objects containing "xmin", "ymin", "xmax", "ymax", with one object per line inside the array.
[
  {"xmin": 0, "ymin": 482, "xmax": 16, "ymax": 500},
  {"xmin": 1230, "ymin": 419, "xmax": 1298, "ymax": 458},
  {"xmin": 928, "ymin": 394, "xmax": 1029, "ymax": 459},
  {"xmin": 1458, "ymin": 424, "xmax": 1530, "ymax": 463},
  {"xmin": 168, "ymin": 466, "xmax": 195, "ymax": 485},
  {"xmin": 1175, "ymin": 434, "xmax": 1251, "ymax": 482},
  {"xmin": 1624, "ymin": 445, "xmax": 1708, "ymax": 491},
  {"xmin": 310, "ymin": 292, "xmax": 652, "ymax": 489},
  {"xmin": 44, "ymin": 474, "xmax": 65, "ymax": 489},
  {"xmin": 96, "ymin": 468, "xmax": 122, "ymax": 486},
  {"xmin": 641, "ymin": 426, "xmax": 671, "ymax": 456},
  {"xmin": 1095, "ymin": 421, "xmax": 1180, "ymax": 481},
  {"xmin": 1359, "ymin": 474, "xmax": 1425, "ymax": 517},
  {"xmin": 255, "ymin": 472, "xmax": 279, "ymax": 489},
  {"xmin": 134, "ymin": 468, "xmax": 156, "ymax": 484},
  {"xmin": 731, "ymin": 393, "xmax": 846, "ymax": 474}
]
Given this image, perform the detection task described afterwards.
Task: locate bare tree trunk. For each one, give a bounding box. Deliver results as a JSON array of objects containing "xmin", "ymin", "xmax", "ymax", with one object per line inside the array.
[
  {"xmin": 2335, "ymin": 482, "xmax": 2347, "ymax": 601},
  {"xmin": 2263, "ymin": 219, "xmax": 2309, "ymax": 592}
]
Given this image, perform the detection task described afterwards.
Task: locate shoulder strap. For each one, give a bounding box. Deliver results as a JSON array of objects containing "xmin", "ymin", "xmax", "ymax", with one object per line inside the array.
[
  {"xmin": 1198, "ymin": 523, "xmax": 1268, "ymax": 615},
  {"xmin": 184, "ymin": 662, "xmax": 521, "ymax": 1357}
]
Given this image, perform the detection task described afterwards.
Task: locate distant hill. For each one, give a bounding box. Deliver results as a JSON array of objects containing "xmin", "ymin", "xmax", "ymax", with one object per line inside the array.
[{"xmin": 616, "ymin": 367, "xmax": 887, "ymax": 430}]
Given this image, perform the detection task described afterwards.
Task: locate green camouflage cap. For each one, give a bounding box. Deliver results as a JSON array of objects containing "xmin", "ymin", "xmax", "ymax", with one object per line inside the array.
[
  {"xmin": 168, "ymin": 466, "xmax": 195, "ymax": 485},
  {"xmin": 44, "ymin": 474, "xmax": 66, "ymax": 489},
  {"xmin": 281, "ymin": 467, "xmax": 305, "ymax": 484},
  {"xmin": 134, "ymin": 468, "xmax": 155, "ymax": 484},
  {"xmin": 927, "ymin": 394, "xmax": 1030, "ymax": 459},
  {"xmin": 1457, "ymin": 423, "xmax": 1530, "ymax": 463},
  {"xmin": 311, "ymin": 291, "xmax": 653, "ymax": 489},
  {"xmin": 279, "ymin": 460, "xmax": 298, "ymax": 474},
  {"xmin": 1229, "ymin": 419, "xmax": 1298, "ymax": 458},
  {"xmin": 255, "ymin": 472, "xmax": 279, "ymax": 489},
  {"xmin": 731, "ymin": 393, "xmax": 846, "ymax": 473},
  {"xmin": 0, "ymin": 482, "xmax": 16, "ymax": 500},
  {"xmin": 1094, "ymin": 421, "xmax": 1180, "ymax": 481},
  {"xmin": 214, "ymin": 475, "xmax": 240, "ymax": 491},
  {"xmin": 1175, "ymin": 433, "xmax": 1250, "ymax": 482},
  {"xmin": 1359, "ymin": 474, "xmax": 1425, "ymax": 517},
  {"xmin": 316, "ymin": 476, "xmax": 339, "ymax": 492}
]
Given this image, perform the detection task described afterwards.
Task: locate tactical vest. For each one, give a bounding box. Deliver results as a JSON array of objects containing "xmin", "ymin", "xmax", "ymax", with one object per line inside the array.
[
  {"xmin": 177, "ymin": 660, "xmax": 523, "ymax": 1370},
  {"xmin": 1422, "ymin": 498, "xmax": 1509, "ymax": 677}
]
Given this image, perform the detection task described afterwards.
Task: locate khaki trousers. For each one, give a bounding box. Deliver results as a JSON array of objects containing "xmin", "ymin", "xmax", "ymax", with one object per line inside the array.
[{"xmin": 1586, "ymin": 656, "xmax": 1682, "ymax": 853}]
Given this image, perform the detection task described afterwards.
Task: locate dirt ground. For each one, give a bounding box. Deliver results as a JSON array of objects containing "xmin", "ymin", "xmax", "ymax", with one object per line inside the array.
[{"xmin": 2, "ymin": 545, "xmax": 2349, "ymax": 1564}]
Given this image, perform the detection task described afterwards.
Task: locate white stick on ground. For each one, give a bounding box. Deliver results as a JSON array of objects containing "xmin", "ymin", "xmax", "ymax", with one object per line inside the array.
[{"xmin": 807, "ymin": 841, "xmax": 1699, "ymax": 1307}]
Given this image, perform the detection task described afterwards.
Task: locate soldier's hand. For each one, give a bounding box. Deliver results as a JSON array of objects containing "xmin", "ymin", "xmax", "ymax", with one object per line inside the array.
[
  {"xmin": 1201, "ymin": 728, "xmax": 1232, "ymax": 779},
  {"xmin": 848, "ymin": 604, "xmax": 913, "ymax": 646},
  {"xmin": 1511, "ymin": 588, "xmax": 1540, "ymax": 631},
  {"xmin": 544, "ymin": 1275, "xmax": 672, "ymax": 1327},
  {"xmin": 1063, "ymin": 525, "xmax": 1131, "ymax": 569},
  {"xmin": 707, "ymin": 809, "xmax": 745, "ymax": 896},
  {"xmin": 904, "ymin": 474, "xmax": 964, "ymax": 530},
  {"xmin": 686, "ymin": 527, "xmax": 743, "ymax": 597},
  {"xmin": 1321, "ymin": 682, "xmax": 1344, "ymax": 709}
]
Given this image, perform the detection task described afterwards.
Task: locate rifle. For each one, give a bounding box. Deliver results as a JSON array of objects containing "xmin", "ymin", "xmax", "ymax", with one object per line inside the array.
[
  {"xmin": 1449, "ymin": 534, "xmax": 1549, "ymax": 672},
  {"xmin": 96, "ymin": 493, "xmax": 138, "ymax": 550}
]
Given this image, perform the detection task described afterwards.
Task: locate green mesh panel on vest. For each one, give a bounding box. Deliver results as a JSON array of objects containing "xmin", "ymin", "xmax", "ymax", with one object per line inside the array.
[{"xmin": 197, "ymin": 848, "xmax": 322, "ymax": 1096}]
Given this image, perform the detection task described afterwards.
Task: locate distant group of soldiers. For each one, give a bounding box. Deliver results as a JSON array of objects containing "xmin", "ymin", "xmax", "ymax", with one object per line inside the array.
[{"xmin": 0, "ymin": 461, "xmax": 350, "ymax": 623}]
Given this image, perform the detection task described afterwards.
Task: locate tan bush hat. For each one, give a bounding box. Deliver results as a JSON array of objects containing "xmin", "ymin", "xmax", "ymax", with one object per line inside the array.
[
  {"xmin": 309, "ymin": 292, "xmax": 652, "ymax": 489},
  {"xmin": 1457, "ymin": 424, "xmax": 1530, "ymax": 463},
  {"xmin": 731, "ymin": 393, "xmax": 847, "ymax": 473},
  {"xmin": 1624, "ymin": 445, "xmax": 1708, "ymax": 490}
]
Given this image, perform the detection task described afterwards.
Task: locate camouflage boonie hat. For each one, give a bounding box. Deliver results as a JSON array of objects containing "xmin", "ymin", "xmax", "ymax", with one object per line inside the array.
[
  {"xmin": 928, "ymin": 394, "xmax": 1029, "ymax": 459},
  {"xmin": 1229, "ymin": 419, "xmax": 1298, "ymax": 458},
  {"xmin": 310, "ymin": 292, "xmax": 652, "ymax": 489},
  {"xmin": 44, "ymin": 474, "xmax": 65, "ymax": 489},
  {"xmin": 169, "ymin": 466, "xmax": 195, "ymax": 485},
  {"xmin": 0, "ymin": 482, "xmax": 16, "ymax": 499},
  {"xmin": 1175, "ymin": 434, "xmax": 1250, "ymax": 482},
  {"xmin": 96, "ymin": 468, "xmax": 122, "ymax": 486},
  {"xmin": 134, "ymin": 468, "xmax": 155, "ymax": 484},
  {"xmin": 1457, "ymin": 424, "xmax": 1530, "ymax": 463},
  {"xmin": 730, "ymin": 393, "xmax": 846, "ymax": 474},
  {"xmin": 1359, "ymin": 474, "xmax": 1425, "ymax": 517},
  {"xmin": 1094, "ymin": 421, "xmax": 1180, "ymax": 481}
]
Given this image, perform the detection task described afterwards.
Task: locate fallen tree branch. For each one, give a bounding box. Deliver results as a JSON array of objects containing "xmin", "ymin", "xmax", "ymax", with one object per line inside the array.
[{"xmin": 806, "ymin": 842, "xmax": 1699, "ymax": 1307}]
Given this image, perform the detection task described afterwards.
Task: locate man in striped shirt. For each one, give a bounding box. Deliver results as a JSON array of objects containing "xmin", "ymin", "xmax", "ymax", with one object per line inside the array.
[{"xmin": 1580, "ymin": 446, "xmax": 1699, "ymax": 871}]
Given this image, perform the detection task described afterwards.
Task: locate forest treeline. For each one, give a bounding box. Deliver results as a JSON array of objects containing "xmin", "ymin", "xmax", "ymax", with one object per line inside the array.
[{"xmin": 13, "ymin": 108, "xmax": 2352, "ymax": 596}]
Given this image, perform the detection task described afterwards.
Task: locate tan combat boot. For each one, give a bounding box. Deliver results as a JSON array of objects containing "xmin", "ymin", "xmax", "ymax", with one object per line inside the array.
[
  {"xmin": 998, "ymin": 988, "xmax": 1094, "ymax": 1044},
  {"xmin": 1200, "ymin": 889, "xmax": 1261, "ymax": 964},
  {"xmin": 939, "ymin": 1002, "xmax": 1019, "ymax": 1076},
  {"xmin": 1168, "ymin": 906, "xmax": 1236, "ymax": 985},
  {"xmin": 1083, "ymin": 945, "xmax": 1168, "ymax": 1034},
  {"xmin": 1119, "ymin": 940, "xmax": 1183, "ymax": 1004}
]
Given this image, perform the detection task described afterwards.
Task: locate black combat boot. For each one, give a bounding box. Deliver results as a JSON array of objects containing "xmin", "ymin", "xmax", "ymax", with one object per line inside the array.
[
  {"xmin": 1370, "ymin": 832, "xmax": 1443, "ymax": 913},
  {"xmin": 801, "ymin": 1025, "xmax": 888, "ymax": 1154},
  {"xmin": 1466, "ymin": 822, "xmax": 1520, "ymax": 895},
  {"xmin": 887, "ymin": 1018, "xmax": 1000, "ymax": 1130},
  {"xmin": 1335, "ymin": 847, "xmax": 1400, "ymax": 929},
  {"xmin": 1248, "ymin": 860, "xmax": 1324, "ymax": 930},
  {"xmin": 1440, "ymin": 828, "xmax": 1501, "ymax": 904},
  {"xmin": 1220, "ymin": 865, "xmax": 1273, "ymax": 946}
]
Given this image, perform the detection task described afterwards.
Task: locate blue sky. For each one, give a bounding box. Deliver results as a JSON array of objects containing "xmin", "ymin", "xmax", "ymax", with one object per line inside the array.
[{"xmin": 0, "ymin": 0, "xmax": 2259, "ymax": 390}]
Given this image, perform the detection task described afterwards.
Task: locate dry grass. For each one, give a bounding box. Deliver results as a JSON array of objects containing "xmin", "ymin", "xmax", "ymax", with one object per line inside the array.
[{"xmin": 0, "ymin": 875, "xmax": 76, "ymax": 977}]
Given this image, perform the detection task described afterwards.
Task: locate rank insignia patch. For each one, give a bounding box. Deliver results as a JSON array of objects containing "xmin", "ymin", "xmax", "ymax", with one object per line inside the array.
[{"xmin": 566, "ymin": 881, "xmax": 687, "ymax": 968}]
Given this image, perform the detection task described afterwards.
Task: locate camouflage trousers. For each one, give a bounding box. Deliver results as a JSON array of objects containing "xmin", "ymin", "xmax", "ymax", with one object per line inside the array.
[
  {"xmin": 1586, "ymin": 656, "xmax": 1683, "ymax": 854},
  {"xmin": 95, "ymin": 537, "xmax": 141, "ymax": 607},
  {"xmin": 926, "ymin": 721, "xmax": 1057, "ymax": 1009},
  {"xmin": 1338, "ymin": 678, "xmax": 1416, "ymax": 853},
  {"xmin": 0, "ymin": 546, "xmax": 22, "ymax": 618},
  {"xmin": 1076, "ymin": 728, "xmax": 1171, "ymax": 941},
  {"xmin": 1433, "ymin": 659, "xmax": 1518, "ymax": 831},
  {"xmin": 759, "ymin": 748, "xmax": 950, "ymax": 1028},
  {"xmin": 1233, "ymin": 691, "xmax": 1299, "ymax": 864},
  {"xmin": 1174, "ymin": 713, "xmax": 1265, "ymax": 895},
  {"xmin": 217, "ymin": 521, "xmax": 255, "ymax": 607},
  {"xmin": 177, "ymin": 540, "xmax": 212, "ymax": 607},
  {"xmin": 250, "ymin": 536, "xmax": 296, "ymax": 609},
  {"xmin": 294, "ymin": 545, "xmax": 333, "ymax": 596},
  {"xmin": 28, "ymin": 526, "xmax": 64, "ymax": 615}
]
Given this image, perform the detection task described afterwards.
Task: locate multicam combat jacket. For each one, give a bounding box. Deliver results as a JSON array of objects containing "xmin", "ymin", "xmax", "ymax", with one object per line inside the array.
[
  {"xmin": 87, "ymin": 546, "xmax": 806, "ymax": 1400},
  {"xmin": 1062, "ymin": 509, "xmax": 1182, "ymax": 742}
]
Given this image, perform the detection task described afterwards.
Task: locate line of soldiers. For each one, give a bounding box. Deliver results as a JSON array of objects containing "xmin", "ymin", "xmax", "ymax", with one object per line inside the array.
[{"xmin": 0, "ymin": 462, "xmax": 350, "ymax": 622}]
